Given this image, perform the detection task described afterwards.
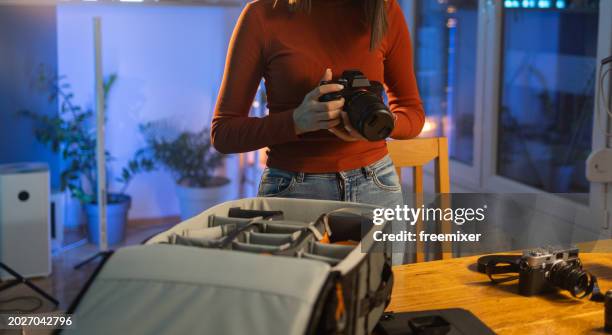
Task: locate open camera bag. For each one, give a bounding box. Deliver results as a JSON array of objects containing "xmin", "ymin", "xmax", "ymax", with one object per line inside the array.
[{"xmin": 62, "ymin": 198, "xmax": 393, "ymax": 335}]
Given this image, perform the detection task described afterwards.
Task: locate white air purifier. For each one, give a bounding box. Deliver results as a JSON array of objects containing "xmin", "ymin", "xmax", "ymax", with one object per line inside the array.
[{"xmin": 0, "ymin": 162, "xmax": 51, "ymax": 279}]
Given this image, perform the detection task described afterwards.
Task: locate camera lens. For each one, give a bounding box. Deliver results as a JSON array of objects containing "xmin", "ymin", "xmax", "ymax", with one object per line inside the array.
[
  {"xmin": 548, "ymin": 261, "xmax": 592, "ymax": 297},
  {"xmin": 345, "ymin": 90, "xmax": 394, "ymax": 141}
]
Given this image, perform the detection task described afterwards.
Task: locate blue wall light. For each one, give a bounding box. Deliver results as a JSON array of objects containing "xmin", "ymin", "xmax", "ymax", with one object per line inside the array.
[
  {"xmin": 538, "ymin": 0, "xmax": 551, "ymax": 8},
  {"xmin": 505, "ymin": 0, "xmax": 565, "ymax": 9},
  {"xmin": 556, "ymin": 0, "xmax": 566, "ymax": 9},
  {"xmin": 504, "ymin": 0, "xmax": 519, "ymax": 8}
]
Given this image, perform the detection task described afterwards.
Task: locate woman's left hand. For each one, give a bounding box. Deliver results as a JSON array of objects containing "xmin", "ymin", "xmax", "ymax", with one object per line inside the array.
[{"xmin": 329, "ymin": 111, "xmax": 368, "ymax": 142}]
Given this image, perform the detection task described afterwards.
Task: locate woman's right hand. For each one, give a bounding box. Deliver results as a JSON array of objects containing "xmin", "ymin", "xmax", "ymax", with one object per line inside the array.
[{"xmin": 293, "ymin": 69, "xmax": 345, "ymax": 135}]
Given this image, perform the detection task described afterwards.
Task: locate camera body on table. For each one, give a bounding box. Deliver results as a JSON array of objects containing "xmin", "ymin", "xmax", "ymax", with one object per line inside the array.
[{"xmin": 518, "ymin": 246, "xmax": 591, "ymax": 297}]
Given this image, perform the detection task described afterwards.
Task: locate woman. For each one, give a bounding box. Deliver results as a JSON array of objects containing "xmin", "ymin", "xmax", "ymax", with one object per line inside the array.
[{"xmin": 212, "ymin": 0, "xmax": 424, "ymax": 208}]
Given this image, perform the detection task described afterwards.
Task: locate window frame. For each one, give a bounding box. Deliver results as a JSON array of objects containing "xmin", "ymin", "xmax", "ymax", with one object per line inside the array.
[{"xmin": 403, "ymin": 0, "xmax": 485, "ymax": 190}]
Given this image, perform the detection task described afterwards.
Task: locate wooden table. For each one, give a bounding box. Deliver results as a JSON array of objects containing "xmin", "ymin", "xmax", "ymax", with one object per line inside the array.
[{"xmin": 389, "ymin": 243, "xmax": 612, "ymax": 334}]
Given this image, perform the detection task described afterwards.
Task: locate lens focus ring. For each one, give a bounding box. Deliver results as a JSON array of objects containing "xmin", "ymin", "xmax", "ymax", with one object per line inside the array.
[{"xmin": 548, "ymin": 261, "xmax": 591, "ymax": 297}]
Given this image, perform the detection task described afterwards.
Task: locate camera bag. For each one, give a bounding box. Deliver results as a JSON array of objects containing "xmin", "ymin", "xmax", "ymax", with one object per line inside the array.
[{"xmin": 61, "ymin": 197, "xmax": 393, "ymax": 335}]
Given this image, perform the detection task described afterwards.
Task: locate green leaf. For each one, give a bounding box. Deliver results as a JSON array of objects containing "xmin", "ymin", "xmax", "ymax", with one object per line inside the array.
[{"xmin": 121, "ymin": 168, "xmax": 131, "ymax": 181}]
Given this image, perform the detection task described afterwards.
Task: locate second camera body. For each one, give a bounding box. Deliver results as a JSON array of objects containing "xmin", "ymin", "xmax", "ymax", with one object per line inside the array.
[
  {"xmin": 319, "ymin": 70, "xmax": 395, "ymax": 141},
  {"xmin": 518, "ymin": 247, "xmax": 591, "ymax": 297}
]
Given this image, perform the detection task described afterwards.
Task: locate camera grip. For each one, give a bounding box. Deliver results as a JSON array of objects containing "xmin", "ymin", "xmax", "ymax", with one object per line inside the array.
[
  {"xmin": 318, "ymin": 92, "xmax": 343, "ymax": 102},
  {"xmin": 318, "ymin": 79, "xmax": 344, "ymax": 102}
]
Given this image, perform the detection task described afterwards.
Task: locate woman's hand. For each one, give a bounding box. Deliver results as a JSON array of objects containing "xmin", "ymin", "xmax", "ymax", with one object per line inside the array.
[
  {"xmin": 293, "ymin": 69, "xmax": 345, "ymax": 135},
  {"xmin": 328, "ymin": 111, "xmax": 368, "ymax": 142}
]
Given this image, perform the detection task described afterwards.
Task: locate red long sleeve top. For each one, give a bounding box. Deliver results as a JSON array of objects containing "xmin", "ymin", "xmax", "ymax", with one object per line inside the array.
[{"xmin": 211, "ymin": 0, "xmax": 425, "ymax": 173}]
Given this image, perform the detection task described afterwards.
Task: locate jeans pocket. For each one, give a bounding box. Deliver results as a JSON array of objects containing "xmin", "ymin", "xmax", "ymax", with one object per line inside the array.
[
  {"xmin": 257, "ymin": 168, "xmax": 297, "ymax": 197},
  {"xmin": 372, "ymin": 161, "xmax": 401, "ymax": 192}
]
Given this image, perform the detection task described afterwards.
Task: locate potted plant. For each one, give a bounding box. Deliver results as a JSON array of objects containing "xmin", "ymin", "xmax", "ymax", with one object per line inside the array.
[
  {"xmin": 20, "ymin": 70, "xmax": 153, "ymax": 245},
  {"xmin": 137, "ymin": 122, "xmax": 231, "ymax": 220}
]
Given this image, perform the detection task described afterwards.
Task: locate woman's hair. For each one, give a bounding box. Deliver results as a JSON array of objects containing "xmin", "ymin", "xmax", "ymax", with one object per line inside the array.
[{"xmin": 273, "ymin": 0, "xmax": 388, "ymax": 51}]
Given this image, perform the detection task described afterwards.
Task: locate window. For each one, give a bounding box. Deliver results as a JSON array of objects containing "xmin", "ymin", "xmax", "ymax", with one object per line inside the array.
[
  {"xmin": 402, "ymin": 0, "xmax": 610, "ymax": 233},
  {"xmin": 497, "ymin": 0, "xmax": 600, "ymax": 193},
  {"xmin": 414, "ymin": 0, "xmax": 479, "ymax": 165}
]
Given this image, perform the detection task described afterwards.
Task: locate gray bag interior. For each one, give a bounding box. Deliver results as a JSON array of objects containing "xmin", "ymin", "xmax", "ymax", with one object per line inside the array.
[{"xmin": 64, "ymin": 198, "xmax": 391, "ymax": 335}]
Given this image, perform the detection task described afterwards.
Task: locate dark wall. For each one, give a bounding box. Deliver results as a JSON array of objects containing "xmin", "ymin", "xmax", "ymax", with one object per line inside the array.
[{"xmin": 0, "ymin": 5, "xmax": 60, "ymax": 189}]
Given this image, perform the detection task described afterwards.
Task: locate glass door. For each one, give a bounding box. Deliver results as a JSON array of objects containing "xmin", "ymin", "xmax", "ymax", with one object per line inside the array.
[
  {"xmin": 408, "ymin": 0, "xmax": 483, "ymax": 188},
  {"xmin": 496, "ymin": 0, "xmax": 599, "ymax": 196}
]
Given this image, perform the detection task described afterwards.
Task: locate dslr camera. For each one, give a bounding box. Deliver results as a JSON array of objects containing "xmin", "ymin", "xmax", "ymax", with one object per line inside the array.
[
  {"xmin": 319, "ymin": 70, "xmax": 394, "ymax": 141},
  {"xmin": 519, "ymin": 246, "xmax": 593, "ymax": 298}
]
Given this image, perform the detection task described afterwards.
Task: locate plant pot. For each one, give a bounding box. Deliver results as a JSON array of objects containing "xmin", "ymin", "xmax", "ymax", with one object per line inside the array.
[
  {"xmin": 65, "ymin": 192, "xmax": 86, "ymax": 229},
  {"xmin": 85, "ymin": 194, "xmax": 131, "ymax": 246},
  {"xmin": 175, "ymin": 177, "xmax": 232, "ymax": 221}
]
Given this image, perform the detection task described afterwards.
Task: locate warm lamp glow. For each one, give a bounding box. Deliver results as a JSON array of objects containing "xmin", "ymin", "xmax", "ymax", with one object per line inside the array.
[{"xmin": 420, "ymin": 117, "xmax": 439, "ymax": 137}]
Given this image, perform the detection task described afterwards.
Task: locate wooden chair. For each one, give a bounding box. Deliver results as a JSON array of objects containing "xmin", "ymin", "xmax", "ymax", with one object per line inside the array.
[{"xmin": 386, "ymin": 137, "xmax": 451, "ymax": 263}]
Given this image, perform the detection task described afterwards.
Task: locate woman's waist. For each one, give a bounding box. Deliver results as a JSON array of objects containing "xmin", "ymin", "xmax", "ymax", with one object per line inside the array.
[{"xmin": 266, "ymin": 140, "xmax": 388, "ymax": 173}]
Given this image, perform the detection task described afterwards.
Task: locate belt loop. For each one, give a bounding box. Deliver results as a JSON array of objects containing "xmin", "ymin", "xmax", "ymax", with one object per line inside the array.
[
  {"xmin": 361, "ymin": 167, "xmax": 369, "ymax": 179},
  {"xmin": 336, "ymin": 172, "xmax": 346, "ymax": 200},
  {"xmin": 296, "ymin": 172, "xmax": 305, "ymax": 183},
  {"xmin": 362, "ymin": 166, "xmax": 373, "ymax": 179}
]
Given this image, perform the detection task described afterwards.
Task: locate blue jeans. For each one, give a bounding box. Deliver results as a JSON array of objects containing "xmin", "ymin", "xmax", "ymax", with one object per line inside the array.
[{"xmin": 257, "ymin": 155, "xmax": 404, "ymax": 208}]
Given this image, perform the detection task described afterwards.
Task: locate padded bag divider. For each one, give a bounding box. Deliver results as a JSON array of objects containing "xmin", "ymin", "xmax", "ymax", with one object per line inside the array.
[
  {"xmin": 302, "ymin": 253, "xmax": 341, "ymax": 266},
  {"xmin": 228, "ymin": 207, "xmax": 284, "ymax": 219},
  {"xmin": 168, "ymin": 222, "xmax": 243, "ymax": 248},
  {"xmin": 247, "ymin": 231, "xmax": 300, "ymax": 246},
  {"xmin": 180, "ymin": 224, "xmax": 233, "ymax": 239},
  {"xmin": 254, "ymin": 219, "xmax": 315, "ymax": 228},
  {"xmin": 145, "ymin": 198, "xmax": 375, "ymax": 245},
  {"xmin": 310, "ymin": 242, "xmax": 354, "ymax": 259},
  {"xmin": 208, "ymin": 215, "xmax": 254, "ymax": 228},
  {"xmin": 168, "ymin": 234, "xmax": 222, "ymax": 248},
  {"xmin": 260, "ymin": 222, "xmax": 307, "ymax": 234},
  {"xmin": 232, "ymin": 241, "xmax": 292, "ymax": 253},
  {"xmin": 302, "ymin": 241, "xmax": 355, "ymax": 266}
]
